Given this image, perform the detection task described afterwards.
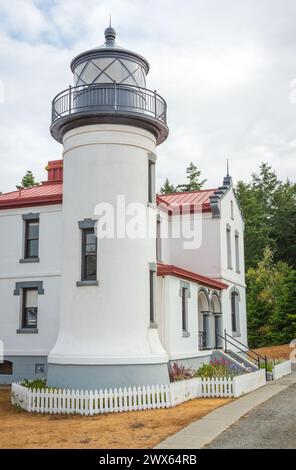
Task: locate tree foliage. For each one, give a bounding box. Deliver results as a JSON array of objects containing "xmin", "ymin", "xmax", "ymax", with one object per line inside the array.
[
  {"xmin": 159, "ymin": 162, "xmax": 206, "ymax": 194},
  {"xmin": 159, "ymin": 178, "xmax": 176, "ymax": 194},
  {"xmin": 236, "ymin": 163, "xmax": 296, "ymax": 270},
  {"xmin": 177, "ymin": 162, "xmax": 207, "ymax": 192},
  {"xmin": 16, "ymin": 170, "xmax": 39, "ymax": 189},
  {"xmin": 237, "ymin": 163, "xmax": 296, "ymax": 347}
]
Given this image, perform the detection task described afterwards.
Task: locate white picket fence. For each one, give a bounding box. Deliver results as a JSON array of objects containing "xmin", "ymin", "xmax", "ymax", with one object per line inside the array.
[
  {"xmin": 11, "ymin": 382, "xmax": 171, "ymax": 415},
  {"xmin": 11, "ymin": 370, "xmax": 265, "ymax": 415},
  {"xmin": 200, "ymin": 377, "xmax": 233, "ymax": 397}
]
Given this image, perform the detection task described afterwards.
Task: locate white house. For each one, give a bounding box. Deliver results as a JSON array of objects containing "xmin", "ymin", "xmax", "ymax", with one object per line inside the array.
[{"xmin": 0, "ymin": 26, "xmax": 247, "ymax": 387}]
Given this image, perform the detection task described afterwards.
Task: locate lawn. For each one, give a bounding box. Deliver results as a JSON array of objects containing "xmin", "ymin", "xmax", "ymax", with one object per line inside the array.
[
  {"xmin": 0, "ymin": 388, "xmax": 231, "ymax": 449},
  {"xmin": 0, "ymin": 343, "xmax": 291, "ymax": 449},
  {"xmin": 253, "ymin": 343, "xmax": 292, "ymax": 361}
]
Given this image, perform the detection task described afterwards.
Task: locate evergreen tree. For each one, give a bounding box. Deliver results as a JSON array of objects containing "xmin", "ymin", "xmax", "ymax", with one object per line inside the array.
[
  {"xmin": 16, "ymin": 170, "xmax": 39, "ymax": 189},
  {"xmin": 246, "ymin": 247, "xmax": 292, "ymax": 347},
  {"xmin": 159, "ymin": 178, "xmax": 176, "ymax": 194},
  {"xmin": 176, "ymin": 162, "xmax": 206, "ymax": 192},
  {"xmin": 270, "ymin": 180, "xmax": 296, "ymax": 267}
]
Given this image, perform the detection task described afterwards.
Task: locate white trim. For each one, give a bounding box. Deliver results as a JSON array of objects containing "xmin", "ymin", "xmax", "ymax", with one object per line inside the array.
[
  {"xmin": 48, "ymin": 353, "xmax": 169, "ymax": 365},
  {"xmin": 5, "ymin": 350, "xmax": 50, "ymax": 356},
  {"xmin": 0, "ymin": 272, "xmax": 61, "ymax": 280}
]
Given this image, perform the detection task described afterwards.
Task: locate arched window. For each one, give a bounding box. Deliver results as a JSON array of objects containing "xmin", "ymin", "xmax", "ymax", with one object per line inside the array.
[
  {"xmin": 0, "ymin": 360, "xmax": 13, "ymax": 375},
  {"xmin": 231, "ymin": 291, "xmax": 239, "ymax": 334},
  {"xmin": 198, "ymin": 289, "xmax": 211, "ymax": 349},
  {"xmin": 211, "ymin": 293, "xmax": 223, "ymax": 349}
]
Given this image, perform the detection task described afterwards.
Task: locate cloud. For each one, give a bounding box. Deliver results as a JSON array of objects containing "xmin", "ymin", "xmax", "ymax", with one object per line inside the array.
[{"xmin": 0, "ymin": 0, "xmax": 295, "ymax": 193}]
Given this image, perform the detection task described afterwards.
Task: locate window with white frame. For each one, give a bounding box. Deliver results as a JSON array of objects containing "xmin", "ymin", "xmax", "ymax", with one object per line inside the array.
[
  {"xmin": 231, "ymin": 200, "xmax": 234, "ymax": 220},
  {"xmin": 149, "ymin": 262, "xmax": 157, "ymax": 326},
  {"xmin": 148, "ymin": 153, "xmax": 156, "ymax": 203},
  {"xmin": 180, "ymin": 281, "xmax": 190, "ymax": 336},
  {"xmin": 235, "ymin": 231, "xmax": 240, "ymax": 273},
  {"xmin": 226, "ymin": 224, "xmax": 232, "ymax": 269},
  {"xmin": 156, "ymin": 218, "xmax": 162, "ymax": 262},
  {"xmin": 22, "ymin": 288, "xmax": 38, "ymax": 329},
  {"xmin": 231, "ymin": 291, "xmax": 240, "ymax": 335}
]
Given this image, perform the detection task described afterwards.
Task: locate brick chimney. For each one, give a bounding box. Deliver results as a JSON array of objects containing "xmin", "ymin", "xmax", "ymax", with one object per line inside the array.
[{"xmin": 45, "ymin": 160, "xmax": 63, "ymax": 183}]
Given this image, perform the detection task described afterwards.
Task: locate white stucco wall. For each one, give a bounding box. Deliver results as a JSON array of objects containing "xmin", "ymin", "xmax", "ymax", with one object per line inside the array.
[
  {"xmin": 0, "ymin": 205, "xmax": 62, "ymax": 356},
  {"xmin": 157, "ymin": 184, "xmax": 247, "ymax": 349},
  {"xmin": 48, "ymin": 124, "xmax": 168, "ymax": 366}
]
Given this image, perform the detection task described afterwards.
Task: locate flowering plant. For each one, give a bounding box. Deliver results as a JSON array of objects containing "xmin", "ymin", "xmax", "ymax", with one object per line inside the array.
[{"xmin": 169, "ymin": 362, "xmax": 195, "ymax": 382}]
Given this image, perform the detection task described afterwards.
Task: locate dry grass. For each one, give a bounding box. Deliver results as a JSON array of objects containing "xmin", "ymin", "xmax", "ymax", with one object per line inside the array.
[
  {"xmin": 252, "ymin": 343, "xmax": 292, "ymax": 361},
  {"xmin": 0, "ymin": 389, "xmax": 231, "ymax": 449},
  {"xmin": 1, "ymin": 343, "xmax": 291, "ymax": 449}
]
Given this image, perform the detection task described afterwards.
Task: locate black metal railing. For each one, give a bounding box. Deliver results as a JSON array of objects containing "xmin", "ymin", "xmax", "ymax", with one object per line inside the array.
[
  {"xmin": 198, "ymin": 331, "xmax": 208, "ymax": 350},
  {"xmin": 217, "ymin": 329, "xmax": 270, "ymax": 380},
  {"xmin": 51, "ymin": 83, "xmax": 167, "ymax": 125}
]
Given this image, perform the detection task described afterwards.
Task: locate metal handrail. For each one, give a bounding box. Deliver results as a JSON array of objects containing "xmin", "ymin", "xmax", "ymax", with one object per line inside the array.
[
  {"xmin": 216, "ymin": 333, "xmax": 261, "ymax": 368},
  {"xmin": 224, "ymin": 331, "xmax": 266, "ymax": 361},
  {"xmin": 51, "ymin": 82, "xmax": 167, "ymax": 125},
  {"xmin": 218, "ymin": 329, "xmax": 270, "ymax": 380}
]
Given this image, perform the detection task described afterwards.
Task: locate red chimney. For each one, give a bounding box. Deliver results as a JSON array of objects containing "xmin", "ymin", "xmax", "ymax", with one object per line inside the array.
[{"xmin": 45, "ymin": 160, "xmax": 63, "ymax": 183}]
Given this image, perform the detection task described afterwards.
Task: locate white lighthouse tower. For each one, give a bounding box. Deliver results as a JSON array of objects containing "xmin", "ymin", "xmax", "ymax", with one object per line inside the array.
[{"xmin": 47, "ymin": 25, "xmax": 169, "ymax": 389}]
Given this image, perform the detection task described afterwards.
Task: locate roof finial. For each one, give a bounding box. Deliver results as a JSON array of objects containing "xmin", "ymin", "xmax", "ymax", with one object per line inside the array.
[
  {"xmin": 223, "ymin": 158, "xmax": 232, "ymax": 187},
  {"xmin": 104, "ymin": 17, "xmax": 116, "ymax": 46}
]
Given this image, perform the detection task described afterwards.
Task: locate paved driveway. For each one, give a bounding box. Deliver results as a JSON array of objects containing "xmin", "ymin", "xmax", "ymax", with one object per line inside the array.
[{"xmin": 206, "ymin": 384, "xmax": 296, "ymax": 449}]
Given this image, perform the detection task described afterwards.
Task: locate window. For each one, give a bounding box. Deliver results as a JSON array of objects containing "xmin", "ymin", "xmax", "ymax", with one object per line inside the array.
[
  {"xmin": 81, "ymin": 228, "xmax": 97, "ymax": 281},
  {"xmin": 35, "ymin": 364, "xmax": 45, "ymax": 374},
  {"xmin": 156, "ymin": 219, "xmax": 162, "ymax": 262},
  {"xmin": 235, "ymin": 231, "xmax": 240, "ymax": 273},
  {"xmin": 22, "ymin": 288, "xmax": 38, "ymax": 329},
  {"xmin": 148, "ymin": 159, "xmax": 155, "ymax": 203},
  {"xmin": 231, "ymin": 291, "xmax": 239, "ymax": 334},
  {"xmin": 180, "ymin": 282, "xmax": 190, "ymax": 335},
  {"xmin": 149, "ymin": 269, "xmax": 156, "ymax": 324},
  {"xmin": 0, "ymin": 361, "xmax": 13, "ymax": 375},
  {"xmin": 181, "ymin": 287, "xmax": 187, "ymax": 332},
  {"xmin": 226, "ymin": 225, "xmax": 232, "ymax": 269},
  {"xmin": 24, "ymin": 219, "xmax": 39, "ymax": 259},
  {"xmin": 231, "ymin": 200, "xmax": 234, "ymax": 220}
]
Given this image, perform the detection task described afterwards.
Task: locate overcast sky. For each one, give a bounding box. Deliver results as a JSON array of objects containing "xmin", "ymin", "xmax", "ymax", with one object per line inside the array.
[{"xmin": 0, "ymin": 0, "xmax": 296, "ymax": 193}]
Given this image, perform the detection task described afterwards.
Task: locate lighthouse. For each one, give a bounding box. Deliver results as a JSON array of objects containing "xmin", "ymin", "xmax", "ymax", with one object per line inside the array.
[{"xmin": 47, "ymin": 25, "xmax": 169, "ymax": 389}]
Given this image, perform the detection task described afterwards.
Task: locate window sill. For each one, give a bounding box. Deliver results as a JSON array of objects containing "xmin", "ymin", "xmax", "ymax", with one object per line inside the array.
[
  {"xmin": 76, "ymin": 280, "xmax": 98, "ymax": 287},
  {"xmin": 147, "ymin": 202, "xmax": 157, "ymax": 208},
  {"xmin": 19, "ymin": 258, "xmax": 40, "ymax": 264},
  {"xmin": 182, "ymin": 331, "xmax": 190, "ymax": 338},
  {"xmin": 232, "ymin": 332, "xmax": 241, "ymax": 338},
  {"xmin": 149, "ymin": 322, "xmax": 158, "ymax": 329},
  {"xmin": 16, "ymin": 328, "xmax": 38, "ymax": 334}
]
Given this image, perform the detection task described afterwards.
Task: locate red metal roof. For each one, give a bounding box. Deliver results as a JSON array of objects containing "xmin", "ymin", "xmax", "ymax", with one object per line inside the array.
[
  {"xmin": 0, "ymin": 159, "xmax": 216, "ymax": 212},
  {"xmin": 157, "ymin": 263, "xmax": 228, "ymax": 290},
  {"xmin": 157, "ymin": 189, "xmax": 217, "ymax": 214},
  {"xmin": 0, "ymin": 182, "xmax": 63, "ymax": 210}
]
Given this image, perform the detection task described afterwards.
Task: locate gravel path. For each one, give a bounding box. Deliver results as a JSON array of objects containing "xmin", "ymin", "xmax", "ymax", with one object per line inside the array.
[{"xmin": 206, "ymin": 383, "xmax": 296, "ymax": 449}]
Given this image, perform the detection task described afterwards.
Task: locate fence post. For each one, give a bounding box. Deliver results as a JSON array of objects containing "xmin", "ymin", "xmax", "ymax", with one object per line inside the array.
[
  {"xmin": 232, "ymin": 376, "xmax": 237, "ymax": 397},
  {"xmin": 264, "ymin": 355, "xmax": 268, "ymax": 381}
]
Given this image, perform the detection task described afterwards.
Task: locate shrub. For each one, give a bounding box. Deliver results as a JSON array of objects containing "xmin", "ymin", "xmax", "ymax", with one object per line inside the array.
[
  {"xmin": 195, "ymin": 357, "xmax": 241, "ymax": 378},
  {"xmin": 20, "ymin": 378, "xmax": 47, "ymax": 390},
  {"xmin": 169, "ymin": 362, "xmax": 194, "ymax": 382}
]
